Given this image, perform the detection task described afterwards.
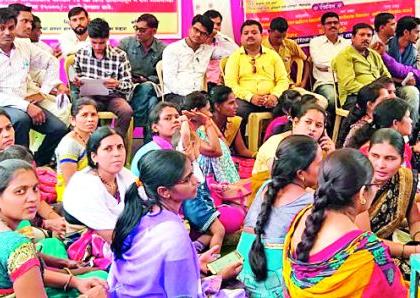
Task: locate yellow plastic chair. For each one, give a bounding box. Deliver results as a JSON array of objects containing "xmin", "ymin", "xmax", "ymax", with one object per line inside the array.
[
  {"xmin": 64, "ymin": 54, "xmax": 76, "ymax": 88},
  {"xmin": 331, "ymin": 71, "xmax": 349, "ymax": 144},
  {"xmin": 247, "ymin": 112, "xmax": 273, "ymax": 152},
  {"xmin": 291, "ymin": 57, "xmax": 304, "ymax": 85},
  {"xmin": 219, "ymin": 56, "xmax": 229, "ymax": 85}
]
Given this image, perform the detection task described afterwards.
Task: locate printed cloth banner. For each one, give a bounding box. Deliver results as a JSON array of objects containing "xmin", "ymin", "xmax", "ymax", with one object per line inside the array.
[
  {"xmin": 1, "ymin": 0, "xmax": 182, "ymax": 38},
  {"xmin": 244, "ymin": 0, "xmax": 416, "ymax": 44}
]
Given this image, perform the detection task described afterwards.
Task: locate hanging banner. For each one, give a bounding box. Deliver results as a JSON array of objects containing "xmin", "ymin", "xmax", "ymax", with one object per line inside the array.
[
  {"xmin": 1, "ymin": 0, "xmax": 182, "ymax": 38},
  {"xmin": 244, "ymin": 0, "xmax": 416, "ymax": 44}
]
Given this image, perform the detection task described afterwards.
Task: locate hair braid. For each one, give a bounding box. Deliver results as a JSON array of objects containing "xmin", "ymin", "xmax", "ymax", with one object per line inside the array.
[
  {"xmin": 295, "ymin": 180, "xmax": 331, "ymax": 262},
  {"xmin": 250, "ymin": 176, "xmax": 291, "ymax": 281}
]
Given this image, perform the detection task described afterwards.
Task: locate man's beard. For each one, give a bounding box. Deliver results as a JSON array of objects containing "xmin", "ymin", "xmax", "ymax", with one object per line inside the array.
[{"xmin": 72, "ymin": 26, "xmax": 88, "ymax": 36}]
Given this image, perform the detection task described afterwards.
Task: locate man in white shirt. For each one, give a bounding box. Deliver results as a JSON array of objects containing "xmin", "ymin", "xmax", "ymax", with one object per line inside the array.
[
  {"xmin": 58, "ymin": 7, "xmax": 90, "ymax": 57},
  {"xmin": 0, "ymin": 8, "xmax": 68, "ymax": 165},
  {"xmin": 309, "ymin": 11, "xmax": 350, "ymax": 111},
  {"xmin": 203, "ymin": 9, "xmax": 238, "ymax": 86},
  {"xmin": 10, "ymin": 4, "xmax": 70, "ymax": 125},
  {"xmin": 162, "ymin": 14, "xmax": 214, "ymax": 105},
  {"xmin": 30, "ymin": 15, "xmax": 61, "ymax": 57}
]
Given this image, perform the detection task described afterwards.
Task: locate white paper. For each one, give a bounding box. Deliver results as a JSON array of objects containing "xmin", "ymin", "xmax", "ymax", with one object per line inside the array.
[
  {"xmin": 56, "ymin": 94, "xmax": 70, "ymax": 110},
  {"xmin": 79, "ymin": 77, "xmax": 110, "ymax": 96}
]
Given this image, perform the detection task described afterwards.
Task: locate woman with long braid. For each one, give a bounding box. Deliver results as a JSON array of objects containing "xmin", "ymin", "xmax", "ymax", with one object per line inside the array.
[
  {"xmin": 283, "ymin": 149, "xmax": 407, "ymax": 297},
  {"xmin": 236, "ymin": 135, "xmax": 322, "ymax": 296}
]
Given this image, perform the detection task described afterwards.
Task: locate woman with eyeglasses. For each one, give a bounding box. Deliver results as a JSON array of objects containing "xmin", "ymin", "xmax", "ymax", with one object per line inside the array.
[
  {"xmin": 130, "ymin": 102, "xmax": 225, "ymax": 252},
  {"xmin": 283, "ymin": 149, "xmax": 407, "ymax": 297},
  {"xmin": 355, "ymin": 128, "xmax": 420, "ymax": 280},
  {"xmin": 109, "ymin": 150, "xmax": 243, "ymax": 297}
]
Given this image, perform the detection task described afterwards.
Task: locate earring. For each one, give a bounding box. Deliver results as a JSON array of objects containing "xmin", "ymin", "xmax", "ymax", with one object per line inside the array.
[{"xmin": 360, "ymin": 197, "xmax": 367, "ymax": 205}]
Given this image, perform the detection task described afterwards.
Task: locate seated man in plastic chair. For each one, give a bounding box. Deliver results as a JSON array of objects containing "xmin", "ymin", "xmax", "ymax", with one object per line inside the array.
[
  {"xmin": 263, "ymin": 17, "xmax": 328, "ymax": 109},
  {"xmin": 332, "ymin": 23, "xmax": 391, "ymax": 111},
  {"xmin": 72, "ymin": 18, "xmax": 134, "ymax": 137},
  {"xmin": 119, "ymin": 13, "xmax": 166, "ymax": 129},
  {"xmin": 161, "ymin": 14, "xmax": 214, "ymax": 106},
  {"xmin": 224, "ymin": 20, "xmax": 289, "ymax": 136},
  {"xmin": 0, "ymin": 7, "xmax": 68, "ymax": 166}
]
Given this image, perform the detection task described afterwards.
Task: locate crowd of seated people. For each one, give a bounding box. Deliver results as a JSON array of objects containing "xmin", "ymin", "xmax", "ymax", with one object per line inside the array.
[{"xmin": 1, "ymin": 1, "xmax": 420, "ymax": 297}]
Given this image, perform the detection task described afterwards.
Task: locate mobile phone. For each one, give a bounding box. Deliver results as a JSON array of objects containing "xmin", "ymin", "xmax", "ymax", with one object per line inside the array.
[
  {"xmin": 401, "ymin": 72, "xmax": 414, "ymax": 86},
  {"xmin": 207, "ymin": 250, "xmax": 243, "ymax": 275}
]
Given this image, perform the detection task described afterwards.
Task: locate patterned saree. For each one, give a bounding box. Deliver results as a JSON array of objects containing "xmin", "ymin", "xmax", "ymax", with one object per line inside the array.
[
  {"xmin": 283, "ymin": 206, "xmax": 408, "ymax": 297},
  {"xmin": 369, "ymin": 167, "xmax": 418, "ymax": 279}
]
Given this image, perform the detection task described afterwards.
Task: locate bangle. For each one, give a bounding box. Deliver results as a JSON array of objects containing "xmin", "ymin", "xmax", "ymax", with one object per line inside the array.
[
  {"xmin": 401, "ymin": 244, "xmax": 406, "ymax": 259},
  {"xmin": 46, "ymin": 210, "xmax": 56, "ymax": 219},
  {"xmin": 63, "ymin": 274, "xmax": 73, "ymax": 291},
  {"xmin": 413, "ymin": 230, "xmax": 420, "ymax": 240}
]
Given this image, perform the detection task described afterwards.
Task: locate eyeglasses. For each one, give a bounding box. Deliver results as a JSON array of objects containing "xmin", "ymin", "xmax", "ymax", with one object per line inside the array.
[
  {"xmin": 176, "ymin": 172, "xmax": 195, "ymax": 185},
  {"xmin": 133, "ymin": 26, "xmax": 150, "ymax": 33},
  {"xmin": 192, "ymin": 26, "xmax": 209, "ymax": 38},
  {"xmin": 250, "ymin": 57, "xmax": 257, "ymax": 73},
  {"xmin": 324, "ymin": 21, "xmax": 339, "ymax": 26}
]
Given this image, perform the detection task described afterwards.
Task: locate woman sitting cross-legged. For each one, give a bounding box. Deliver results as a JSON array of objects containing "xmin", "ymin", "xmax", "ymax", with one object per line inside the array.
[
  {"xmin": 55, "ymin": 98, "xmax": 99, "ymax": 202},
  {"xmin": 209, "ymin": 85, "xmax": 255, "ymax": 158},
  {"xmin": 0, "ymin": 159, "xmax": 107, "ymax": 297},
  {"xmin": 237, "ymin": 135, "xmax": 322, "ymax": 296},
  {"xmin": 283, "ymin": 149, "xmax": 407, "ymax": 297},
  {"xmin": 250, "ymin": 103, "xmax": 334, "ymax": 206},
  {"xmin": 0, "ymin": 108, "xmax": 15, "ymax": 151},
  {"xmin": 338, "ymin": 79, "xmax": 391, "ymax": 148},
  {"xmin": 182, "ymin": 91, "xmax": 240, "ymax": 184},
  {"xmin": 63, "ymin": 126, "xmax": 135, "ymax": 244},
  {"xmin": 130, "ymin": 102, "xmax": 225, "ymax": 252},
  {"xmin": 346, "ymin": 98, "xmax": 416, "ymax": 168},
  {"xmin": 108, "ymin": 150, "xmax": 243, "ymax": 297},
  {"xmin": 356, "ymin": 128, "xmax": 420, "ymax": 279}
]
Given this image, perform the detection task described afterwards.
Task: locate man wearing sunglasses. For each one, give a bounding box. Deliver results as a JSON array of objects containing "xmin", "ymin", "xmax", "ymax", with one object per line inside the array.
[
  {"xmin": 224, "ymin": 20, "xmax": 289, "ymax": 135},
  {"xmin": 119, "ymin": 14, "xmax": 166, "ymax": 128},
  {"xmin": 162, "ymin": 14, "xmax": 214, "ymax": 105}
]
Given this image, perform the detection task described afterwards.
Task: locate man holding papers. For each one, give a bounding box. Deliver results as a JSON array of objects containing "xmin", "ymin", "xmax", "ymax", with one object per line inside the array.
[{"xmin": 73, "ymin": 18, "xmax": 133, "ymax": 136}]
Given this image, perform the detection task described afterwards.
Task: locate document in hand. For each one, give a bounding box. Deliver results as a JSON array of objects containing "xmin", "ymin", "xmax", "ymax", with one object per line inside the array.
[{"xmin": 79, "ymin": 77, "xmax": 110, "ymax": 96}]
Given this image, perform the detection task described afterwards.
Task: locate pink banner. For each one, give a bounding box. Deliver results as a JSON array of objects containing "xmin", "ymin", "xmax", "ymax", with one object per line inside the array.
[
  {"xmin": 245, "ymin": 0, "xmax": 416, "ymax": 44},
  {"xmin": 1, "ymin": 0, "xmax": 181, "ymax": 37}
]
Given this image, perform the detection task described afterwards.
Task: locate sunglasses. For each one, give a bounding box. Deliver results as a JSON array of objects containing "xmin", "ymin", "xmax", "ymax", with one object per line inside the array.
[{"xmin": 251, "ymin": 57, "xmax": 257, "ymax": 73}]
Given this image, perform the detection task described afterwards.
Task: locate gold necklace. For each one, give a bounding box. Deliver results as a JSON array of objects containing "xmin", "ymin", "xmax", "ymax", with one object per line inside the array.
[{"xmin": 73, "ymin": 130, "xmax": 89, "ymax": 145}]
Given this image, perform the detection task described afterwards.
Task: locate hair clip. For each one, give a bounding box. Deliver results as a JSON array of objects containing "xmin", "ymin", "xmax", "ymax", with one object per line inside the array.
[{"xmin": 135, "ymin": 178, "xmax": 143, "ymax": 188}]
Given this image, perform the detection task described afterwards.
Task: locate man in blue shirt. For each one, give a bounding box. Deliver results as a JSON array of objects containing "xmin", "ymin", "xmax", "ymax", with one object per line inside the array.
[{"xmin": 119, "ymin": 14, "xmax": 166, "ymax": 128}]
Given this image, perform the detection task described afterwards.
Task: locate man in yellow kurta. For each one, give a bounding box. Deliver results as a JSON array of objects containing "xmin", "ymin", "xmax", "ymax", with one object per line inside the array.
[
  {"xmin": 262, "ymin": 17, "xmax": 328, "ymax": 109},
  {"xmin": 332, "ymin": 23, "xmax": 391, "ymax": 109},
  {"xmin": 224, "ymin": 20, "xmax": 289, "ymax": 134}
]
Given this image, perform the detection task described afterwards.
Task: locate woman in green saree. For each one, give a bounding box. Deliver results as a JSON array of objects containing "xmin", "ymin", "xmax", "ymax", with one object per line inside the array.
[{"xmin": 0, "ymin": 159, "xmax": 107, "ymax": 297}]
